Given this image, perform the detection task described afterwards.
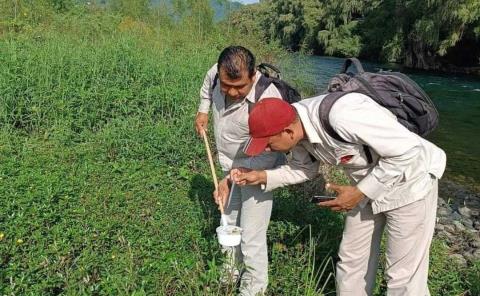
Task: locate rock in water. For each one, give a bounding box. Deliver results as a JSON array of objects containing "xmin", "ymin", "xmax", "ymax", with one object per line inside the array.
[
  {"xmin": 462, "ymin": 219, "xmax": 474, "ymax": 228},
  {"xmin": 437, "ymin": 207, "xmax": 452, "ymax": 216},
  {"xmin": 453, "ymin": 220, "xmax": 466, "ymax": 232},
  {"xmin": 451, "ymin": 211, "xmax": 462, "ymax": 220},
  {"xmin": 444, "ymin": 224, "xmax": 456, "ymax": 233},
  {"xmin": 470, "ymin": 238, "xmax": 480, "ymax": 249},
  {"xmin": 458, "ymin": 206, "xmax": 472, "ymax": 218}
]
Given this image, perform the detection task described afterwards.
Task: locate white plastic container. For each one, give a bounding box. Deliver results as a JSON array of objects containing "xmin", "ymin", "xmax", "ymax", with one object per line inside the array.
[{"xmin": 216, "ymin": 225, "xmax": 242, "ymax": 246}]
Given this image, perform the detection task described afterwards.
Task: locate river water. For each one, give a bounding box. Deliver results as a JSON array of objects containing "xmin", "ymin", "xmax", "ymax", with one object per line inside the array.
[{"xmin": 284, "ymin": 55, "xmax": 480, "ymax": 185}]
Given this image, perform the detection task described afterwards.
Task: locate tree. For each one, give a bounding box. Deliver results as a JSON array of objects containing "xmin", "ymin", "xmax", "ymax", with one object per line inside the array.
[
  {"xmin": 361, "ymin": 0, "xmax": 480, "ymax": 69},
  {"xmin": 229, "ymin": 0, "xmax": 480, "ymax": 70}
]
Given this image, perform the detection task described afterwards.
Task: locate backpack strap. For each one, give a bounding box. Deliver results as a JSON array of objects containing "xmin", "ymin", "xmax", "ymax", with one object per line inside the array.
[
  {"xmin": 248, "ymin": 74, "xmax": 271, "ymax": 113},
  {"xmin": 252, "ymin": 63, "xmax": 283, "ymax": 112},
  {"xmin": 212, "ymin": 73, "xmax": 219, "ymax": 91},
  {"xmin": 319, "ymin": 92, "xmax": 373, "ymax": 164},
  {"xmin": 319, "ymin": 92, "xmax": 350, "ymax": 143},
  {"xmin": 254, "ymin": 75, "xmax": 271, "ymax": 102}
]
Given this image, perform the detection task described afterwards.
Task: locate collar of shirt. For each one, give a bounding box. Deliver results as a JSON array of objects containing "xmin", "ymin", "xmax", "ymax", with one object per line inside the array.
[{"xmin": 293, "ymin": 101, "xmax": 322, "ymax": 144}]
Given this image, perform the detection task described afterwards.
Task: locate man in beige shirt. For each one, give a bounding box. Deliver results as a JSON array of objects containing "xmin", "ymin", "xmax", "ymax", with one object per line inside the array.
[
  {"xmin": 228, "ymin": 96, "xmax": 446, "ymax": 295},
  {"xmin": 195, "ymin": 46, "xmax": 284, "ymax": 295}
]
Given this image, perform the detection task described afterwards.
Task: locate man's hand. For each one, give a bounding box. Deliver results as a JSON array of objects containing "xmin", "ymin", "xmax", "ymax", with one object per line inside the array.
[
  {"xmin": 317, "ymin": 183, "xmax": 365, "ymax": 212},
  {"xmin": 230, "ymin": 167, "xmax": 251, "ymax": 183},
  {"xmin": 195, "ymin": 112, "xmax": 209, "ymax": 135},
  {"xmin": 213, "ymin": 177, "xmax": 230, "ymax": 208},
  {"xmin": 231, "ymin": 168, "xmax": 267, "ymax": 186}
]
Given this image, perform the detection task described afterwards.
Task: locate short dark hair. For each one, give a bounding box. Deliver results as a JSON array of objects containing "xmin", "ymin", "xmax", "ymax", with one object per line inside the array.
[{"xmin": 217, "ymin": 46, "xmax": 256, "ymax": 79}]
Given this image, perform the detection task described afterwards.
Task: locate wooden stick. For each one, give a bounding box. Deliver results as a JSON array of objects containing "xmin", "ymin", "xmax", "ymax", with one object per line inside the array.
[{"xmin": 201, "ymin": 129, "xmax": 224, "ymax": 214}]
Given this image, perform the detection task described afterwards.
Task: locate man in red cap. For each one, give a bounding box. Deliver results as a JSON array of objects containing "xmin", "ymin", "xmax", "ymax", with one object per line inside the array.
[{"xmin": 226, "ymin": 96, "xmax": 446, "ymax": 295}]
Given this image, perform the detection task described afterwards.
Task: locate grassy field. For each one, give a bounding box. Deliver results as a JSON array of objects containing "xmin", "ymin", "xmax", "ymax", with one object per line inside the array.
[{"xmin": 0, "ymin": 8, "xmax": 478, "ymax": 295}]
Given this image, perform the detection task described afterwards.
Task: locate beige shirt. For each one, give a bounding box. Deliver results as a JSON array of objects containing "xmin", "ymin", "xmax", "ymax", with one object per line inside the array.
[
  {"xmin": 198, "ymin": 64, "xmax": 284, "ymax": 171},
  {"xmin": 265, "ymin": 93, "xmax": 446, "ymax": 214}
]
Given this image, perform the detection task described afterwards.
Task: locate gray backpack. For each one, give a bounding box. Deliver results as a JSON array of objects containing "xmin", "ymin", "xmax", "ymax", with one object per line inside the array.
[{"xmin": 320, "ymin": 58, "xmax": 439, "ymax": 163}]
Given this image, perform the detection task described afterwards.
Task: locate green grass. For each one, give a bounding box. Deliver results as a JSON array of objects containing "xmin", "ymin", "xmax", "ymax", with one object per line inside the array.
[
  {"xmin": 0, "ymin": 9, "xmax": 478, "ymax": 296},
  {"xmin": 0, "ymin": 12, "xmax": 334, "ymax": 295}
]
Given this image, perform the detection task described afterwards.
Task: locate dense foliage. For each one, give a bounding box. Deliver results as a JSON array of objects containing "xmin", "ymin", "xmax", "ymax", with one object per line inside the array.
[
  {"xmin": 0, "ymin": 1, "xmax": 337, "ymax": 294},
  {"xmin": 228, "ymin": 0, "xmax": 480, "ymax": 71}
]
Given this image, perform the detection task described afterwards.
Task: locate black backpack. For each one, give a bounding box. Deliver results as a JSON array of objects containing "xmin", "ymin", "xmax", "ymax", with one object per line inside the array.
[
  {"xmin": 320, "ymin": 57, "xmax": 439, "ymax": 139},
  {"xmin": 319, "ymin": 57, "xmax": 439, "ymax": 164},
  {"xmin": 255, "ymin": 63, "xmax": 301, "ymax": 105},
  {"xmin": 212, "ymin": 63, "xmax": 301, "ymax": 111}
]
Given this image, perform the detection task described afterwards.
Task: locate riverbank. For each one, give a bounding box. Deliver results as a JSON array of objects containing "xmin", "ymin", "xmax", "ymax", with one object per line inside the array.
[
  {"xmin": 437, "ymin": 179, "xmax": 480, "ymax": 265},
  {"xmin": 437, "ymin": 65, "xmax": 480, "ymax": 76}
]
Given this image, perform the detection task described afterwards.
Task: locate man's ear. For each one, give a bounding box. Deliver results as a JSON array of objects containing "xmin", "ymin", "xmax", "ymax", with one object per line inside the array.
[
  {"xmin": 249, "ymin": 70, "xmax": 256, "ymax": 80},
  {"xmin": 284, "ymin": 127, "xmax": 295, "ymax": 139}
]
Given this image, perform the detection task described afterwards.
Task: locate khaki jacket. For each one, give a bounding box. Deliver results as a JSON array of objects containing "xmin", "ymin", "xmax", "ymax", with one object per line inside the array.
[{"xmin": 265, "ymin": 93, "xmax": 446, "ymax": 213}]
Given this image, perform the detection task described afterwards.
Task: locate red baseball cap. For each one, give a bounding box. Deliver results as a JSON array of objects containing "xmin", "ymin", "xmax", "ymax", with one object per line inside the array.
[{"xmin": 244, "ymin": 98, "xmax": 296, "ymax": 156}]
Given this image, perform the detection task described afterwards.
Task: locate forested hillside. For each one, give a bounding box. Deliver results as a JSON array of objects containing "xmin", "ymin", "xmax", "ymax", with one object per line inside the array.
[{"xmin": 228, "ymin": 0, "xmax": 480, "ymax": 73}]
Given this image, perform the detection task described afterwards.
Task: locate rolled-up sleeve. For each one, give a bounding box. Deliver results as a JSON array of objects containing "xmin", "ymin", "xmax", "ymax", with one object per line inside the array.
[
  {"xmin": 330, "ymin": 93, "xmax": 421, "ymax": 201},
  {"xmin": 198, "ymin": 64, "xmax": 217, "ymax": 113},
  {"xmin": 265, "ymin": 144, "xmax": 320, "ymax": 192}
]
